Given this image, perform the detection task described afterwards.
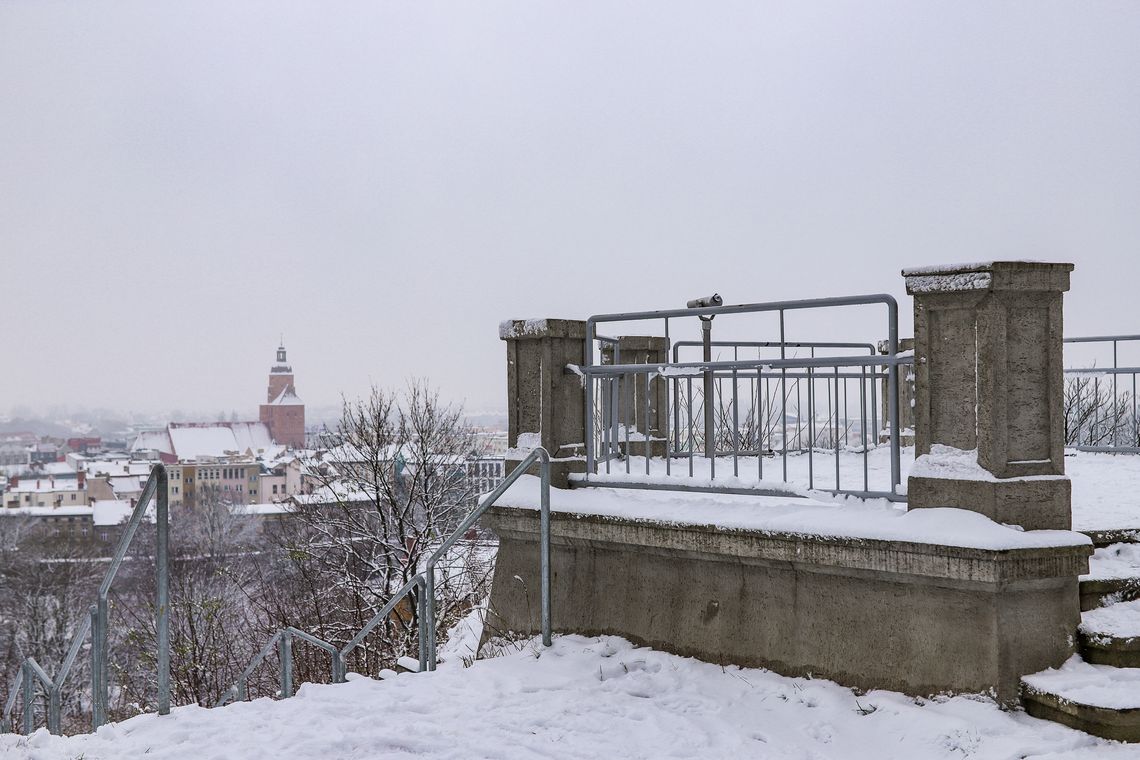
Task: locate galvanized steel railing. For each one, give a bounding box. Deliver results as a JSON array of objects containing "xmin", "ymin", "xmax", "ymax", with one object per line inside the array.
[
  {"xmin": 580, "ymin": 295, "xmax": 909, "ymax": 500},
  {"xmin": 1, "ymin": 465, "xmax": 170, "ymax": 735},
  {"xmin": 216, "ymin": 447, "xmax": 552, "ymax": 707},
  {"xmin": 1064, "ymin": 335, "xmax": 1140, "ymax": 454}
]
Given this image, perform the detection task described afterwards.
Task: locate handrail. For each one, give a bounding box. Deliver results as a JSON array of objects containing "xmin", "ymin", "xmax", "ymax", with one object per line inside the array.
[
  {"xmin": 584, "ymin": 294, "xmax": 902, "ymax": 494},
  {"xmin": 216, "ymin": 447, "xmax": 552, "ymax": 706},
  {"xmin": 1, "ymin": 464, "xmax": 170, "ymax": 736}
]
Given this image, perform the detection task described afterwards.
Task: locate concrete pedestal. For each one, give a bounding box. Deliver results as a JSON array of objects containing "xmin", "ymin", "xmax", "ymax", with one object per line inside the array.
[{"xmin": 484, "ymin": 505, "xmax": 1089, "ymax": 705}]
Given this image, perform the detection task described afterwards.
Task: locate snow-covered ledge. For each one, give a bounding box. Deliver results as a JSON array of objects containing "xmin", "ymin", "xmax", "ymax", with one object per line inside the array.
[{"xmin": 483, "ymin": 477, "xmax": 1091, "ymax": 705}]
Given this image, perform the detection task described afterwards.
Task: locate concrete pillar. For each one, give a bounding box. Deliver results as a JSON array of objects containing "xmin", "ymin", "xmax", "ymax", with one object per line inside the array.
[
  {"xmin": 878, "ymin": 337, "xmax": 916, "ymax": 445},
  {"xmin": 600, "ymin": 336, "xmax": 669, "ymax": 457},
  {"xmin": 903, "ymin": 262, "xmax": 1074, "ymax": 530},
  {"xmin": 500, "ymin": 319, "xmax": 588, "ymax": 487}
]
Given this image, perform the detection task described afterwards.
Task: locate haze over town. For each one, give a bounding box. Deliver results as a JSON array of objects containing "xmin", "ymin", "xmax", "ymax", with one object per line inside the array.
[{"xmin": 4, "ymin": 1, "xmax": 1140, "ymax": 418}]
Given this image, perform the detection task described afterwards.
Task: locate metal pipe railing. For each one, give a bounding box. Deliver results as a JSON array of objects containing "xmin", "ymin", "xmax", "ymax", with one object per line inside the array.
[
  {"xmin": 1064, "ymin": 335, "xmax": 1140, "ymax": 453},
  {"xmin": 216, "ymin": 447, "xmax": 553, "ymax": 707},
  {"xmin": 1, "ymin": 464, "xmax": 170, "ymax": 736},
  {"xmin": 583, "ymin": 294, "xmax": 903, "ymax": 496}
]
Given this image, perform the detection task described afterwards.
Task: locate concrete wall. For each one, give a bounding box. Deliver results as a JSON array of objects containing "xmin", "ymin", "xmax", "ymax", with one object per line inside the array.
[{"xmin": 484, "ymin": 506, "xmax": 1089, "ymax": 705}]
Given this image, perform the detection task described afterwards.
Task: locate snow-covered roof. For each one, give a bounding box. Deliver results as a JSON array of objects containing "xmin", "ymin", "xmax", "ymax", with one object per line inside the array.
[
  {"xmin": 3, "ymin": 505, "xmax": 92, "ymax": 518},
  {"xmin": 270, "ymin": 387, "xmax": 304, "ymax": 406},
  {"xmin": 132, "ymin": 429, "xmax": 174, "ymax": 455},
  {"xmin": 168, "ymin": 422, "xmax": 273, "ymax": 459},
  {"xmin": 8, "ymin": 477, "xmax": 84, "ymax": 493},
  {"xmin": 92, "ymin": 499, "xmax": 140, "ymax": 526}
]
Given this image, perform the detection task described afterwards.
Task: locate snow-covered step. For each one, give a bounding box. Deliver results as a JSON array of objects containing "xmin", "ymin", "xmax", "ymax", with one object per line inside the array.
[
  {"xmin": 377, "ymin": 668, "xmax": 398, "ymax": 680},
  {"xmin": 1080, "ymin": 542, "xmax": 1140, "ymax": 611},
  {"xmin": 395, "ymin": 656, "xmax": 422, "ymax": 674},
  {"xmin": 1079, "ymin": 600, "xmax": 1140, "ymax": 667},
  {"xmin": 1021, "ymin": 657, "xmax": 1140, "ymax": 742}
]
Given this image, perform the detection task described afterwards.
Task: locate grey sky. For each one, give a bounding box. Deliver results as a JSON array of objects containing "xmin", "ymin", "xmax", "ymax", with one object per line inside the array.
[{"xmin": 2, "ymin": 1, "xmax": 1138, "ymax": 418}]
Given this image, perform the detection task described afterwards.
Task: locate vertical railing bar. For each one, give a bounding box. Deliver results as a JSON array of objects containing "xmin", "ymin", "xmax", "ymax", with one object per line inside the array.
[
  {"xmin": 687, "ymin": 377, "xmax": 694, "ymax": 477},
  {"xmin": 279, "ymin": 629, "xmax": 293, "ymax": 699},
  {"xmin": 644, "ymin": 371, "xmax": 652, "ymax": 474},
  {"xmin": 624, "ymin": 372, "xmax": 631, "ymax": 475},
  {"xmin": 780, "ymin": 310, "xmax": 788, "ymax": 483},
  {"xmin": 1114, "ymin": 341, "xmax": 1119, "ymax": 447},
  {"xmin": 861, "ymin": 365, "xmax": 869, "ymax": 493},
  {"xmin": 808, "ymin": 367, "xmax": 815, "ymax": 491},
  {"xmin": 834, "ymin": 367, "xmax": 841, "ymax": 491},
  {"xmin": 732, "ymin": 368, "xmax": 740, "ymax": 477},
  {"xmin": 540, "ymin": 453, "xmax": 552, "ymax": 647},
  {"xmin": 156, "ymin": 468, "xmax": 170, "ymax": 716}
]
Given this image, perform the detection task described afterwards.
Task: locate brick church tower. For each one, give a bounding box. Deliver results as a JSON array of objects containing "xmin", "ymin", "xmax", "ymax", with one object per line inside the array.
[{"xmin": 259, "ymin": 342, "xmax": 306, "ymax": 448}]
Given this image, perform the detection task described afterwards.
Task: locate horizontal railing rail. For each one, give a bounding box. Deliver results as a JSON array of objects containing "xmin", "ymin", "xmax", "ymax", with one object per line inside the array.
[
  {"xmin": 216, "ymin": 447, "xmax": 553, "ymax": 708},
  {"xmin": 1, "ymin": 465, "xmax": 170, "ymax": 736}
]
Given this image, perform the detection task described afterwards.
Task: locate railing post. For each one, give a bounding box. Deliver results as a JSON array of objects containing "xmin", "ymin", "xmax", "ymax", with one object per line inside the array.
[
  {"xmin": 237, "ymin": 679, "xmax": 247, "ymax": 702},
  {"xmin": 47, "ymin": 685, "xmax": 60, "ymax": 735},
  {"xmin": 21, "ymin": 663, "xmax": 33, "ymax": 736},
  {"xmin": 416, "ymin": 582, "xmax": 428, "ymax": 673},
  {"xmin": 331, "ymin": 651, "xmax": 344, "ymax": 684},
  {"xmin": 156, "ymin": 466, "xmax": 171, "ymax": 716},
  {"xmin": 424, "ymin": 567, "xmax": 437, "ymax": 671},
  {"xmin": 540, "ymin": 453, "xmax": 552, "ymax": 648},
  {"xmin": 91, "ymin": 598, "xmax": 107, "ymax": 730},
  {"xmin": 278, "ymin": 630, "xmax": 293, "ymax": 699}
]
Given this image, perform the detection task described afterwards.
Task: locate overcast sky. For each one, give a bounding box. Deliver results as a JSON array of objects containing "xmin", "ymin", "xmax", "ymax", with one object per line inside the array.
[{"xmin": 2, "ymin": 1, "xmax": 1138, "ymax": 419}]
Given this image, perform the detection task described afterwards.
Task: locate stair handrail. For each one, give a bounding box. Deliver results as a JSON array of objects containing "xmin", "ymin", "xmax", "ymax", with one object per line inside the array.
[
  {"xmin": 215, "ymin": 447, "xmax": 552, "ymax": 706},
  {"xmin": 1, "ymin": 464, "xmax": 170, "ymax": 736}
]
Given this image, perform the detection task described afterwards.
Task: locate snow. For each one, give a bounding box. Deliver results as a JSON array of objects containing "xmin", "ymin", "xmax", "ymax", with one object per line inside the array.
[
  {"xmin": 1023, "ymin": 656, "xmax": 1140, "ymax": 711},
  {"xmin": 1084, "ymin": 543, "xmax": 1140, "ymax": 582},
  {"xmin": 575, "ymin": 446, "xmax": 1140, "ymax": 531},
  {"xmin": 498, "ymin": 318, "xmax": 556, "ymax": 339},
  {"xmin": 497, "ymin": 475, "xmax": 1089, "ymax": 550},
  {"xmin": 4, "ymin": 635, "xmax": 1129, "ymax": 759},
  {"xmin": 167, "ymin": 422, "xmax": 274, "ymax": 459},
  {"xmin": 91, "ymin": 499, "xmax": 139, "ymax": 526},
  {"xmin": 515, "ymin": 432, "xmax": 541, "ymax": 450},
  {"xmin": 1080, "ymin": 599, "xmax": 1140, "ymax": 644},
  {"xmin": 902, "ymin": 262, "xmax": 999, "ymax": 276},
  {"xmin": 904, "ymin": 271, "xmax": 994, "ymax": 293}
]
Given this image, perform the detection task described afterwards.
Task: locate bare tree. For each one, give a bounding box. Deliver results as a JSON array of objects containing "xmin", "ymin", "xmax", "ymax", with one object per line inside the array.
[{"xmin": 272, "ymin": 381, "xmax": 491, "ymax": 677}]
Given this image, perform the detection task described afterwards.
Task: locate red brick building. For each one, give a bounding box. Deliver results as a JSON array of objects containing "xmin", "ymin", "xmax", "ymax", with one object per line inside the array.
[{"xmin": 259, "ymin": 343, "xmax": 305, "ymax": 448}]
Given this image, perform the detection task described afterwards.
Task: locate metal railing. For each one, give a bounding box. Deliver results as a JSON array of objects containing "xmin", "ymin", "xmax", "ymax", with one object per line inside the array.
[
  {"xmin": 581, "ymin": 295, "xmax": 910, "ymax": 500},
  {"xmin": 2, "ymin": 465, "xmax": 170, "ymax": 735},
  {"xmin": 1064, "ymin": 335, "xmax": 1140, "ymax": 454},
  {"xmin": 216, "ymin": 447, "xmax": 552, "ymax": 707}
]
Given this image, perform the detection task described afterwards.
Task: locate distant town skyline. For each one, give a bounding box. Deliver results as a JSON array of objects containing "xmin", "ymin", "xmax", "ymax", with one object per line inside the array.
[{"xmin": 3, "ymin": 2, "xmax": 1139, "ymax": 415}]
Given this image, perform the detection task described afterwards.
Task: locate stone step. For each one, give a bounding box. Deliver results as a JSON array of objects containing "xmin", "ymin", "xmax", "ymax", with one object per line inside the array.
[
  {"xmin": 1079, "ymin": 600, "xmax": 1140, "ymax": 667},
  {"xmin": 1080, "ymin": 576, "xmax": 1140, "ymax": 612},
  {"xmin": 1080, "ymin": 529, "xmax": 1140, "ymax": 549},
  {"xmin": 1021, "ymin": 658, "xmax": 1140, "ymax": 742}
]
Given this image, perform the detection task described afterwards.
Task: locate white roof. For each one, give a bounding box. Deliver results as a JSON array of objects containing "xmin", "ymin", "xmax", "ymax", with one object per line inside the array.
[
  {"xmin": 132, "ymin": 429, "xmax": 174, "ymax": 455},
  {"xmin": 9, "ymin": 477, "xmax": 84, "ymax": 493},
  {"xmin": 270, "ymin": 387, "xmax": 304, "ymax": 406},
  {"xmin": 168, "ymin": 423, "xmax": 273, "ymax": 459},
  {"xmin": 92, "ymin": 499, "xmax": 142, "ymax": 526},
  {"xmin": 4, "ymin": 505, "xmax": 91, "ymax": 518}
]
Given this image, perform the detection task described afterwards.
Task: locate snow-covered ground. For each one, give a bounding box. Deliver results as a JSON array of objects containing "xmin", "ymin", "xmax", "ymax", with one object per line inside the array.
[
  {"xmin": 579, "ymin": 447, "xmax": 1140, "ymax": 531},
  {"xmin": 4, "ymin": 634, "xmax": 1134, "ymax": 760}
]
